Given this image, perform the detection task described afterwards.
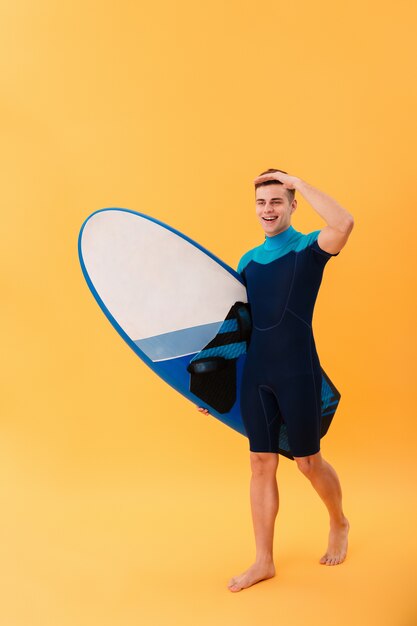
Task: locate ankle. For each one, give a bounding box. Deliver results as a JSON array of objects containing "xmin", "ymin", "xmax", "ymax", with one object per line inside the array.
[
  {"xmin": 255, "ymin": 554, "xmax": 274, "ymax": 565},
  {"xmin": 330, "ymin": 515, "xmax": 349, "ymax": 528}
]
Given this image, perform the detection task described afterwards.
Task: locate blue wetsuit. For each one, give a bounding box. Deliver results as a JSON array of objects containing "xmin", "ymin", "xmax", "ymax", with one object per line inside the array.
[{"xmin": 237, "ymin": 224, "xmax": 339, "ymax": 457}]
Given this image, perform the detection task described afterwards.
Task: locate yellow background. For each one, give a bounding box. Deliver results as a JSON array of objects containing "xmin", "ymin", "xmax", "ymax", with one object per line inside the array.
[{"xmin": 1, "ymin": 0, "xmax": 416, "ymax": 624}]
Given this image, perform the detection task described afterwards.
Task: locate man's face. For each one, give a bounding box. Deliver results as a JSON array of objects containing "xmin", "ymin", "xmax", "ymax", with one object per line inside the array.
[{"xmin": 255, "ymin": 184, "xmax": 297, "ymax": 237}]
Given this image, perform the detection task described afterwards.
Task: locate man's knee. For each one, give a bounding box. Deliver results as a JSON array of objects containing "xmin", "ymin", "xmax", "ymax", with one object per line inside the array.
[
  {"xmin": 294, "ymin": 450, "xmax": 322, "ymax": 476},
  {"xmin": 250, "ymin": 451, "xmax": 279, "ymax": 475}
]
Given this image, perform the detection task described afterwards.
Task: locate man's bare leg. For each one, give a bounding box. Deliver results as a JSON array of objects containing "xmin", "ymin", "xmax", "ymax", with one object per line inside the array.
[
  {"xmin": 228, "ymin": 452, "xmax": 278, "ymax": 592},
  {"xmin": 294, "ymin": 450, "xmax": 350, "ymax": 565}
]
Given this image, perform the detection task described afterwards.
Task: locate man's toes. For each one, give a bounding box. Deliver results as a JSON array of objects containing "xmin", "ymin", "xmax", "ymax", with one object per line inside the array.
[
  {"xmin": 228, "ymin": 576, "xmax": 244, "ymax": 590},
  {"xmin": 320, "ymin": 551, "xmax": 347, "ymax": 566}
]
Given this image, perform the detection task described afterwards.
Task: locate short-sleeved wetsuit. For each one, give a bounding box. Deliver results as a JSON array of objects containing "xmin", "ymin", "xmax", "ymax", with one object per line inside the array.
[{"xmin": 237, "ymin": 224, "xmax": 339, "ymax": 457}]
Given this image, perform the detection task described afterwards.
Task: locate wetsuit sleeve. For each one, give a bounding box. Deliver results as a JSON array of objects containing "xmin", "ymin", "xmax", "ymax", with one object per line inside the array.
[
  {"xmin": 309, "ymin": 232, "xmax": 340, "ymax": 267},
  {"xmin": 237, "ymin": 255, "xmax": 248, "ymax": 287},
  {"xmin": 237, "ymin": 265, "xmax": 247, "ymax": 287}
]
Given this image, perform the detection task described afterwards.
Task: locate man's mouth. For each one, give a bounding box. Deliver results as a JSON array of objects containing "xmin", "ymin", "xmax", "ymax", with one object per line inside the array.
[{"xmin": 262, "ymin": 216, "xmax": 279, "ymax": 222}]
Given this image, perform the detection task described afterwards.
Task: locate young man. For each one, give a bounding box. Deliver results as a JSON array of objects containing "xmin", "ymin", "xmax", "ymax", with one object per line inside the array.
[{"xmin": 198, "ymin": 169, "xmax": 353, "ymax": 592}]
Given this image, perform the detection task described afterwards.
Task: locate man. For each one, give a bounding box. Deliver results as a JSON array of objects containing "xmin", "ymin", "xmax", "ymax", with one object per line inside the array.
[{"xmin": 197, "ymin": 169, "xmax": 353, "ymax": 592}]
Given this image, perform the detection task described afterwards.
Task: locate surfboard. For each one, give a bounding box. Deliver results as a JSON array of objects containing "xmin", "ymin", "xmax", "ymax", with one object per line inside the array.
[{"xmin": 78, "ymin": 208, "xmax": 340, "ymax": 460}]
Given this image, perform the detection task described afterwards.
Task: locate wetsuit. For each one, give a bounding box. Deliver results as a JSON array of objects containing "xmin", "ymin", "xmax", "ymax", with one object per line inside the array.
[{"xmin": 237, "ymin": 224, "xmax": 339, "ymax": 457}]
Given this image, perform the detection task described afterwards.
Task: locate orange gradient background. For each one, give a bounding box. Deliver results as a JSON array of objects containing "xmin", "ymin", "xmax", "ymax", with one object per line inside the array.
[{"xmin": 1, "ymin": 1, "xmax": 416, "ymax": 625}]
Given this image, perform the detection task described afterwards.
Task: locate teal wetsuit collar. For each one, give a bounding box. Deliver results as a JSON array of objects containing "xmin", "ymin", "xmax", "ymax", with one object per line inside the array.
[{"xmin": 264, "ymin": 224, "xmax": 297, "ymax": 251}]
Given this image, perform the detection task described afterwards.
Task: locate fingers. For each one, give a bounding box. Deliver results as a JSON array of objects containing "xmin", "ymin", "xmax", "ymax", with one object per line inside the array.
[{"xmin": 197, "ymin": 406, "xmax": 210, "ymax": 415}]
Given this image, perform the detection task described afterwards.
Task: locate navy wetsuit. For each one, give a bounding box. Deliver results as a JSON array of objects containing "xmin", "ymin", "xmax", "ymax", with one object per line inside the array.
[{"xmin": 237, "ymin": 224, "xmax": 339, "ymax": 457}]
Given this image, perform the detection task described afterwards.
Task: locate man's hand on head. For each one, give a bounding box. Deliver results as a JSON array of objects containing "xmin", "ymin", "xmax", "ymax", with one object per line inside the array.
[{"xmin": 254, "ymin": 171, "xmax": 301, "ymax": 190}]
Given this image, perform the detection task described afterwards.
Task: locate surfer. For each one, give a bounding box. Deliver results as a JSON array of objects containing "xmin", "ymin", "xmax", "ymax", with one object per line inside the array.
[{"xmin": 197, "ymin": 169, "xmax": 353, "ymax": 591}]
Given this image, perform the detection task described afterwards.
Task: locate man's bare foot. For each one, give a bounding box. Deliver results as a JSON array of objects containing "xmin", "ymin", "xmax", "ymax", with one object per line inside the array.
[
  {"xmin": 227, "ymin": 559, "xmax": 276, "ymax": 592},
  {"xmin": 319, "ymin": 517, "xmax": 350, "ymax": 565}
]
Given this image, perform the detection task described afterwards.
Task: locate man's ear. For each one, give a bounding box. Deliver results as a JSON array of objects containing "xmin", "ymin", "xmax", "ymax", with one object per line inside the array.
[{"xmin": 290, "ymin": 199, "xmax": 297, "ymax": 214}]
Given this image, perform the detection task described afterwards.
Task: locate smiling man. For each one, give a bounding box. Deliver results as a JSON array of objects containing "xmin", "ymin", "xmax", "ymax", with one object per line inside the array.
[{"xmin": 198, "ymin": 168, "xmax": 354, "ymax": 591}]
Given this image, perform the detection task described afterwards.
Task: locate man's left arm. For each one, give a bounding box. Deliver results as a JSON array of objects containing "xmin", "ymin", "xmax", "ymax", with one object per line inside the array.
[
  {"xmin": 254, "ymin": 171, "xmax": 354, "ymax": 255},
  {"xmin": 294, "ymin": 178, "xmax": 354, "ymax": 255}
]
